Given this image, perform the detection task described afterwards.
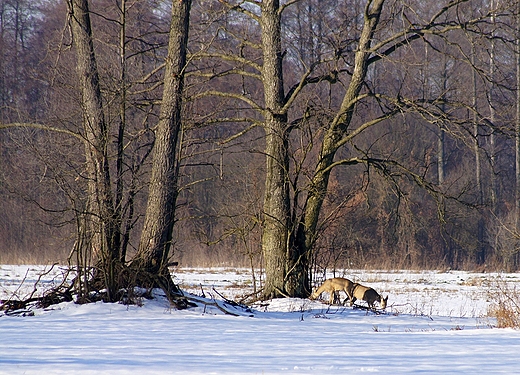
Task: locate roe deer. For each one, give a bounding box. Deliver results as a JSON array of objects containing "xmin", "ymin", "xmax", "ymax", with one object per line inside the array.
[
  {"xmin": 310, "ymin": 277, "xmax": 355, "ymax": 305},
  {"xmin": 351, "ymin": 283, "xmax": 388, "ymax": 309}
]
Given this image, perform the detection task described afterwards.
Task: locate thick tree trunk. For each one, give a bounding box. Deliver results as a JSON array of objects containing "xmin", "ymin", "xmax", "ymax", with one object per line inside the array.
[
  {"xmin": 261, "ymin": 0, "xmax": 385, "ymax": 299},
  {"xmin": 262, "ymin": 115, "xmax": 291, "ymax": 299},
  {"xmin": 260, "ymin": 0, "xmax": 292, "ymax": 299},
  {"xmin": 136, "ymin": 0, "xmax": 191, "ymax": 290},
  {"xmin": 68, "ymin": 0, "xmax": 121, "ymax": 301}
]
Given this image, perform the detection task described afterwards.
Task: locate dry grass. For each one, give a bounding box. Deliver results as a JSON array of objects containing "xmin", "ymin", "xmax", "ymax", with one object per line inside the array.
[
  {"xmin": 490, "ymin": 303, "xmax": 520, "ymax": 329},
  {"xmin": 488, "ymin": 281, "xmax": 520, "ymax": 329}
]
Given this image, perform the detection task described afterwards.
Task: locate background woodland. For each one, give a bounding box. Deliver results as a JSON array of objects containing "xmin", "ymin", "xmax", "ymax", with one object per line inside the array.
[{"xmin": 1, "ymin": 0, "xmax": 520, "ymax": 276}]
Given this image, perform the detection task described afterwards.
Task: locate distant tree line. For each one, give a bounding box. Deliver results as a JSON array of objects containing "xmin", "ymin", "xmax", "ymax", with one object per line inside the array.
[{"xmin": 1, "ymin": 0, "xmax": 520, "ymax": 301}]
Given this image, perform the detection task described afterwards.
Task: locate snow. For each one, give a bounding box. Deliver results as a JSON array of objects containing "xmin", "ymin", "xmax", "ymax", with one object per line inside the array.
[{"xmin": 1, "ymin": 265, "xmax": 520, "ymax": 374}]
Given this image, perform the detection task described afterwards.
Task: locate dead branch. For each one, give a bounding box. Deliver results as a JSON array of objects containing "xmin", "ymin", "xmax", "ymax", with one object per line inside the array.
[
  {"xmin": 186, "ymin": 293, "xmax": 254, "ymax": 317},
  {"xmin": 352, "ymin": 304, "xmax": 387, "ymax": 315}
]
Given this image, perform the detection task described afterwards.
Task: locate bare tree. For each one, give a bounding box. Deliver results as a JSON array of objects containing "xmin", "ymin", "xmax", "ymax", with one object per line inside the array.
[
  {"xmin": 185, "ymin": 0, "xmax": 511, "ymax": 298},
  {"xmin": 38, "ymin": 0, "xmax": 194, "ymax": 306},
  {"xmin": 5, "ymin": 0, "xmax": 520, "ymax": 306}
]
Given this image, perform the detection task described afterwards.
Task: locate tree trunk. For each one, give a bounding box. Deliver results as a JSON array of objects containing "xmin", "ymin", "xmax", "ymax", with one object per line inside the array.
[
  {"xmin": 116, "ymin": 0, "xmax": 127, "ymax": 263},
  {"xmin": 291, "ymin": 0, "xmax": 385, "ymax": 296},
  {"xmin": 261, "ymin": 0, "xmax": 385, "ymax": 299},
  {"xmin": 513, "ymin": 2, "xmax": 520, "ymax": 268},
  {"xmin": 260, "ymin": 0, "xmax": 292, "ymax": 299},
  {"xmin": 136, "ymin": 0, "xmax": 192, "ymax": 294},
  {"xmin": 470, "ymin": 40, "xmax": 486, "ymax": 265},
  {"xmin": 68, "ymin": 0, "xmax": 121, "ymax": 301}
]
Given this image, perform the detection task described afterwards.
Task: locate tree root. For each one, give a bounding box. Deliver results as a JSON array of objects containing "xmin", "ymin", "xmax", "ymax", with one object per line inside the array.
[
  {"xmin": 0, "ymin": 264, "xmax": 197, "ymax": 314},
  {"xmin": 1, "ymin": 287, "xmax": 74, "ymax": 315}
]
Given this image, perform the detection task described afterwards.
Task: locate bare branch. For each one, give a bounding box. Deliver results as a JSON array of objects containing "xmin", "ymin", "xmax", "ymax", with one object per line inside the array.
[
  {"xmin": 193, "ymin": 51, "xmax": 262, "ymax": 73},
  {"xmin": 368, "ymin": 0, "xmax": 500, "ymax": 65},
  {"xmin": 189, "ymin": 90, "xmax": 263, "ymax": 111},
  {"xmin": 187, "ymin": 67, "xmax": 262, "ymax": 81},
  {"xmin": 218, "ymin": 0, "xmax": 261, "ymax": 23},
  {"xmin": 219, "ymin": 123, "xmax": 260, "ymax": 144},
  {"xmin": 0, "ymin": 123, "xmax": 83, "ymax": 140},
  {"xmin": 335, "ymin": 108, "xmax": 400, "ymax": 151},
  {"xmin": 283, "ymin": 66, "xmax": 340, "ymax": 113},
  {"xmin": 279, "ymin": 0, "xmax": 302, "ymax": 15}
]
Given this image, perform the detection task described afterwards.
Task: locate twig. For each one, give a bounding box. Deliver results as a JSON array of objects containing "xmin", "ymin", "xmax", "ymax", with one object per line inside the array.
[
  {"xmin": 212, "ymin": 288, "xmax": 241, "ymax": 308},
  {"xmin": 238, "ymin": 288, "xmax": 264, "ymax": 304},
  {"xmin": 274, "ymin": 287, "xmax": 291, "ymax": 298},
  {"xmin": 186, "ymin": 294, "xmax": 252, "ymax": 317},
  {"xmin": 352, "ymin": 304, "xmax": 386, "ymax": 315}
]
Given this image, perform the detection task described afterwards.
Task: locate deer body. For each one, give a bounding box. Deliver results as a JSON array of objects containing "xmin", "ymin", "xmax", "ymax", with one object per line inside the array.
[
  {"xmin": 351, "ymin": 283, "xmax": 388, "ymax": 309},
  {"xmin": 310, "ymin": 277, "xmax": 355, "ymax": 305}
]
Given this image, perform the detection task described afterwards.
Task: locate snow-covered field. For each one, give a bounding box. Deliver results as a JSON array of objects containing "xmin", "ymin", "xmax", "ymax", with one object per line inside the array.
[{"xmin": 1, "ymin": 265, "xmax": 520, "ymax": 374}]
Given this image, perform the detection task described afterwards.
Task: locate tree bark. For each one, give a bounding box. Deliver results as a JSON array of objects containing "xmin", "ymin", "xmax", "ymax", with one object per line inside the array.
[
  {"xmin": 260, "ymin": 0, "xmax": 292, "ymax": 299},
  {"xmin": 515, "ymin": 0, "xmax": 520, "ymax": 267},
  {"xmin": 136, "ymin": 0, "xmax": 192, "ymax": 285},
  {"xmin": 261, "ymin": 0, "xmax": 385, "ymax": 299},
  {"xmin": 68, "ymin": 0, "xmax": 121, "ymax": 301}
]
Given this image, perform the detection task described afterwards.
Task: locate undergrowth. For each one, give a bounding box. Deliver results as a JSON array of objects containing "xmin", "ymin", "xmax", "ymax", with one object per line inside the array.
[{"xmin": 488, "ymin": 280, "xmax": 520, "ymax": 329}]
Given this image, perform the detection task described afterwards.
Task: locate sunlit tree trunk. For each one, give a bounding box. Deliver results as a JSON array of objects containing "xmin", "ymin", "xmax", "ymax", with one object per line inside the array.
[
  {"xmin": 136, "ymin": 0, "xmax": 192, "ymax": 296},
  {"xmin": 260, "ymin": 0, "xmax": 292, "ymax": 299},
  {"xmin": 68, "ymin": 0, "xmax": 121, "ymax": 301}
]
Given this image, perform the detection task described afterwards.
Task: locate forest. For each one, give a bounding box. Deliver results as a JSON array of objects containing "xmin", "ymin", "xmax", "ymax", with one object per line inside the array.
[{"xmin": 1, "ymin": 0, "xmax": 520, "ymax": 301}]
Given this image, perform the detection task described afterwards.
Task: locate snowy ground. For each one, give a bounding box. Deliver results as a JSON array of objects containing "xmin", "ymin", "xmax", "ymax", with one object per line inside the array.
[{"xmin": 1, "ymin": 265, "xmax": 520, "ymax": 374}]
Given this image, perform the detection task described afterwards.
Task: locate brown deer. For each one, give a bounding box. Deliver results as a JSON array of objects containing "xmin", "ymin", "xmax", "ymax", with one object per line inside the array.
[
  {"xmin": 310, "ymin": 277, "xmax": 355, "ymax": 305},
  {"xmin": 350, "ymin": 283, "xmax": 388, "ymax": 309}
]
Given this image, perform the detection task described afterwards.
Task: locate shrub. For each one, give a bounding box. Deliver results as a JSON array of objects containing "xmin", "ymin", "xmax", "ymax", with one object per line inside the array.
[{"xmin": 488, "ymin": 280, "xmax": 520, "ymax": 329}]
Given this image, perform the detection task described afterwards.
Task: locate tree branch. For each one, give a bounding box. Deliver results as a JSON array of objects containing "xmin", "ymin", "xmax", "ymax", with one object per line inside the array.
[
  {"xmin": 0, "ymin": 123, "xmax": 83, "ymax": 140},
  {"xmin": 189, "ymin": 90, "xmax": 263, "ymax": 111},
  {"xmin": 193, "ymin": 51, "xmax": 262, "ymax": 73},
  {"xmin": 218, "ymin": 0, "xmax": 261, "ymax": 23},
  {"xmin": 368, "ymin": 0, "xmax": 499, "ymax": 66}
]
